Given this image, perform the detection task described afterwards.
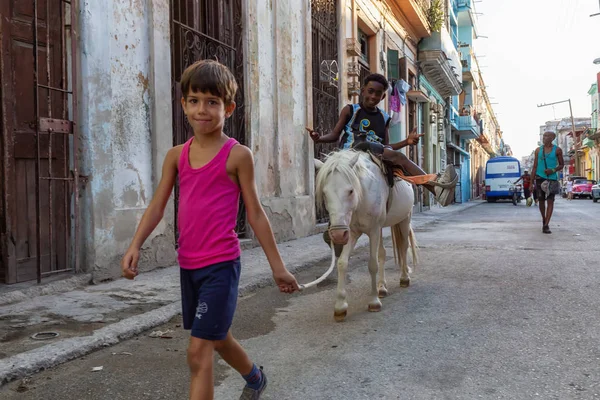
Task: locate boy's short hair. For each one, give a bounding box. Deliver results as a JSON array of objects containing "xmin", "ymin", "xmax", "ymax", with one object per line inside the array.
[
  {"xmin": 180, "ymin": 60, "xmax": 238, "ymax": 104},
  {"xmin": 363, "ymin": 73, "xmax": 389, "ymax": 91}
]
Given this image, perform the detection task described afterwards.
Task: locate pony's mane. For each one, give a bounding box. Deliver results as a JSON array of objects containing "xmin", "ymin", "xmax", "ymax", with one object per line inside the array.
[{"xmin": 315, "ymin": 150, "xmax": 373, "ymax": 211}]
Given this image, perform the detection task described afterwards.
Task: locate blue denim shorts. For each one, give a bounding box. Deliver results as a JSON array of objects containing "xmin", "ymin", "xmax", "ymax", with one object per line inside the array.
[{"xmin": 180, "ymin": 258, "xmax": 241, "ymax": 340}]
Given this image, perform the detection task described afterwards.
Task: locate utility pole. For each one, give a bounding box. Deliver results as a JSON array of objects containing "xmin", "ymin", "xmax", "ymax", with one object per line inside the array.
[
  {"xmin": 592, "ymin": 0, "xmax": 600, "ymax": 17},
  {"xmin": 537, "ymin": 99, "xmax": 578, "ymax": 176}
]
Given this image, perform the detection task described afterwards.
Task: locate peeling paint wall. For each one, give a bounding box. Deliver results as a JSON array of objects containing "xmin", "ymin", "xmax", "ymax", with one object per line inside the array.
[
  {"xmin": 76, "ymin": 0, "xmax": 317, "ymax": 279},
  {"xmin": 78, "ymin": 0, "xmax": 176, "ymax": 282},
  {"xmin": 246, "ymin": 0, "xmax": 315, "ymax": 241}
]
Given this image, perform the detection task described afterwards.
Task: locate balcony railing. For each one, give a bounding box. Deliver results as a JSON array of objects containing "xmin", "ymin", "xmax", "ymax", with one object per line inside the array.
[
  {"xmin": 415, "ymin": 0, "xmax": 432, "ymax": 12},
  {"xmin": 418, "ymin": 29, "xmax": 463, "ymax": 96},
  {"xmin": 459, "ymin": 44, "xmax": 480, "ymax": 87},
  {"xmin": 391, "ymin": 0, "xmax": 431, "ymax": 38},
  {"xmin": 455, "ymin": 115, "xmax": 480, "ymax": 139}
]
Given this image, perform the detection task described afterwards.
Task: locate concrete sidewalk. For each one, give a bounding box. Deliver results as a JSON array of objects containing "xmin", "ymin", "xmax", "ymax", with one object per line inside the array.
[{"xmin": 0, "ymin": 201, "xmax": 482, "ymax": 385}]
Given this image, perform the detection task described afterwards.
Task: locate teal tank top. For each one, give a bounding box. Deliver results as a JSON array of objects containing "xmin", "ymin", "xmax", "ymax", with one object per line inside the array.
[{"xmin": 537, "ymin": 145, "xmax": 558, "ymax": 180}]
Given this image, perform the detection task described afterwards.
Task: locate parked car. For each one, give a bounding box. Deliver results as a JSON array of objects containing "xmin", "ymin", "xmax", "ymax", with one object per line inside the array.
[
  {"xmin": 592, "ymin": 184, "xmax": 600, "ymax": 202},
  {"xmin": 562, "ymin": 176, "xmax": 586, "ymax": 197},
  {"xmin": 572, "ymin": 179, "xmax": 597, "ymax": 199}
]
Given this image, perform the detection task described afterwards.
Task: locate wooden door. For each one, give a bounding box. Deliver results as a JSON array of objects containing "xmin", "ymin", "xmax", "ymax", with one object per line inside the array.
[{"xmin": 0, "ymin": 0, "xmax": 75, "ymax": 283}]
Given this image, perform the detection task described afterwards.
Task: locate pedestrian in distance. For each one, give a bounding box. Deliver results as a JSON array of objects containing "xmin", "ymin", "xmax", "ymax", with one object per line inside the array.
[
  {"xmin": 121, "ymin": 60, "xmax": 299, "ymax": 400},
  {"xmin": 566, "ymin": 177, "xmax": 574, "ymax": 201},
  {"xmin": 514, "ymin": 170, "xmax": 532, "ymax": 202},
  {"xmin": 531, "ymin": 131, "xmax": 565, "ymax": 234}
]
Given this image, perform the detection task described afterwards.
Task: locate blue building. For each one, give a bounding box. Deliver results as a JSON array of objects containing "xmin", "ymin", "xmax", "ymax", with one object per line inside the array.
[
  {"xmin": 418, "ymin": 0, "xmax": 463, "ymax": 205},
  {"xmin": 447, "ymin": 0, "xmax": 482, "ymax": 203}
]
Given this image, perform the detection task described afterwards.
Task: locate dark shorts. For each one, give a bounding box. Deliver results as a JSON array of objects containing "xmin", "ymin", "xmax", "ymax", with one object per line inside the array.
[
  {"xmin": 524, "ymin": 187, "xmax": 531, "ymax": 199},
  {"xmin": 180, "ymin": 258, "xmax": 241, "ymax": 341},
  {"xmin": 535, "ymin": 178, "xmax": 556, "ymax": 201}
]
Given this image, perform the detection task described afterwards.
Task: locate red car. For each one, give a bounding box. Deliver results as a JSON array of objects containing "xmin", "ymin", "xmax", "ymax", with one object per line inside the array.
[{"xmin": 572, "ymin": 179, "xmax": 597, "ymax": 199}]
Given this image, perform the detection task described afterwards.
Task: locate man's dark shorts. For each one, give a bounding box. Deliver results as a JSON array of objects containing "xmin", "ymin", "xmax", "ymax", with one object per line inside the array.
[
  {"xmin": 535, "ymin": 178, "xmax": 556, "ymax": 201},
  {"xmin": 180, "ymin": 258, "xmax": 241, "ymax": 341},
  {"xmin": 524, "ymin": 187, "xmax": 531, "ymax": 199}
]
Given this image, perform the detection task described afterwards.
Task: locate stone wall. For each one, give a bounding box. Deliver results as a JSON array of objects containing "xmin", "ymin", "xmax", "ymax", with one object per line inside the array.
[
  {"xmin": 76, "ymin": 0, "xmax": 316, "ymax": 281},
  {"xmin": 78, "ymin": 0, "xmax": 176, "ymax": 282},
  {"xmin": 245, "ymin": 0, "xmax": 316, "ymax": 242}
]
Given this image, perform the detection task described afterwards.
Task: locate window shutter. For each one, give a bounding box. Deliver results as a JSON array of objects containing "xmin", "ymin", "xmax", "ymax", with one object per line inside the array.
[{"xmin": 387, "ymin": 49, "xmax": 399, "ymax": 80}]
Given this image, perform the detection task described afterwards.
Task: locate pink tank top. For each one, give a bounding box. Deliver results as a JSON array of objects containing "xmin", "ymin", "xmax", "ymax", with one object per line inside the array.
[{"xmin": 177, "ymin": 138, "xmax": 241, "ymax": 269}]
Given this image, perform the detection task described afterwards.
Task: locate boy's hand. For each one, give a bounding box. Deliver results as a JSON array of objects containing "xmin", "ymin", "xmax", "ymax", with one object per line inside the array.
[
  {"xmin": 407, "ymin": 128, "xmax": 424, "ymax": 145},
  {"xmin": 273, "ymin": 269, "xmax": 300, "ymax": 294},
  {"xmin": 305, "ymin": 127, "xmax": 320, "ymax": 143},
  {"xmin": 121, "ymin": 248, "xmax": 140, "ymax": 280},
  {"xmin": 544, "ymin": 169, "xmax": 554, "ymax": 176}
]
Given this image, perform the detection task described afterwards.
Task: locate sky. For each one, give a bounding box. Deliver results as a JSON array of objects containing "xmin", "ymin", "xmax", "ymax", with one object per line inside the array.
[{"xmin": 473, "ymin": 0, "xmax": 600, "ymax": 159}]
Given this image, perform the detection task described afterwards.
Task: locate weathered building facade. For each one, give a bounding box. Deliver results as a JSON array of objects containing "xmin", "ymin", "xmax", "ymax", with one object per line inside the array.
[
  {"xmin": 1, "ymin": 0, "xmax": 316, "ymax": 284},
  {"xmin": 0, "ymin": 0, "xmax": 508, "ymax": 285}
]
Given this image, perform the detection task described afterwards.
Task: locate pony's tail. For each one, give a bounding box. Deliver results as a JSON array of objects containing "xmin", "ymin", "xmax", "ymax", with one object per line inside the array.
[
  {"xmin": 390, "ymin": 223, "xmax": 419, "ymax": 270},
  {"xmin": 391, "ymin": 224, "xmax": 401, "ymax": 267},
  {"xmin": 408, "ymin": 225, "xmax": 418, "ymax": 268}
]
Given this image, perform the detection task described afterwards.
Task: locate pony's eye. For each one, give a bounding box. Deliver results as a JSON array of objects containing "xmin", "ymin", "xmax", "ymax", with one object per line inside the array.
[{"xmin": 349, "ymin": 189, "xmax": 354, "ymax": 195}]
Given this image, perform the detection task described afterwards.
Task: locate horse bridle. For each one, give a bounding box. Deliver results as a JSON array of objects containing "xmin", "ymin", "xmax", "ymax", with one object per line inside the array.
[{"xmin": 329, "ymin": 224, "xmax": 349, "ymax": 232}]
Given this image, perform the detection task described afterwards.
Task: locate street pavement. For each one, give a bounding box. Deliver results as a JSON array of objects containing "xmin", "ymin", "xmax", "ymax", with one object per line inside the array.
[{"xmin": 3, "ymin": 197, "xmax": 600, "ymax": 399}]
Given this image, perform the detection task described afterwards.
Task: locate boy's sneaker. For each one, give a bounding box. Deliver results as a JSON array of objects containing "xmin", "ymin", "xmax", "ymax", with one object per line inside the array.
[
  {"xmin": 430, "ymin": 165, "xmax": 458, "ymax": 207},
  {"xmin": 239, "ymin": 369, "xmax": 268, "ymax": 400}
]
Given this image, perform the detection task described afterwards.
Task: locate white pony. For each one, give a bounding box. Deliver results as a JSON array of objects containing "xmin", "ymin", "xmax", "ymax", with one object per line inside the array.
[{"xmin": 315, "ymin": 150, "xmax": 418, "ymax": 322}]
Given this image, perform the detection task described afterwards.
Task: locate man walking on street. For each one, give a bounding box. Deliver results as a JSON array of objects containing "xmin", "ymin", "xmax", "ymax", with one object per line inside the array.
[
  {"xmin": 514, "ymin": 170, "xmax": 532, "ymax": 201},
  {"xmin": 531, "ymin": 131, "xmax": 565, "ymax": 234}
]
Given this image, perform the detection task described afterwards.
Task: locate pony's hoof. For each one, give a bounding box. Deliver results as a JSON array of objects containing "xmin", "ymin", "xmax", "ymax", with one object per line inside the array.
[
  {"xmin": 334, "ymin": 310, "xmax": 347, "ymax": 322},
  {"xmin": 368, "ymin": 302, "xmax": 382, "ymax": 312},
  {"xmin": 400, "ymin": 279, "xmax": 410, "ymax": 288},
  {"xmin": 378, "ymin": 288, "xmax": 388, "ymax": 298}
]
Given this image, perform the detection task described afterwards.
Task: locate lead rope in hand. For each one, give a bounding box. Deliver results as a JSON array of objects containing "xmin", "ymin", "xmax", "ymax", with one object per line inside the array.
[{"xmin": 298, "ymin": 243, "xmax": 336, "ymax": 291}]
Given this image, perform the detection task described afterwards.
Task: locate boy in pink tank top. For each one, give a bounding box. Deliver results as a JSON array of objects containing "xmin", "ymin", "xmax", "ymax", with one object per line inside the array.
[{"xmin": 121, "ymin": 60, "xmax": 299, "ymax": 400}]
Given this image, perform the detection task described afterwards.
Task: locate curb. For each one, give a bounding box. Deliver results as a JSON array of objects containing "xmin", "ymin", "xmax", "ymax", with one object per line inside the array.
[
  {"xmin": 0, "ymin": 201, "xmax": 482, "ymax": 386},
  {"xmin": 0, "ymin": 303, "xmax": 180, "ymax": 386}
]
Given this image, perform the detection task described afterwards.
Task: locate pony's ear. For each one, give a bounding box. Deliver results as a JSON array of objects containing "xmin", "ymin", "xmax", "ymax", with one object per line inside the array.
[
  {"xmin": 314, "ymin": 159, "xmax": 324, "ymax": 170},
  {"xmin": 349, "ymin": 152, "xmax": 360, "ymax": 169}
]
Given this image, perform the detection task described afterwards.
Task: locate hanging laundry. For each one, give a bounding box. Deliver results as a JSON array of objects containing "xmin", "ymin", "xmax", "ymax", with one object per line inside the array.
[
  {"xmin": 397, "ymin": 79, "xmax": 410, "ymax": 106},
  {"xmin": 390, "ymin": 105, "xmax": 402, "ymax": 127},
  {"xmin": 389, "ymin": 83, "xmax": 401, "ymax": 114}
]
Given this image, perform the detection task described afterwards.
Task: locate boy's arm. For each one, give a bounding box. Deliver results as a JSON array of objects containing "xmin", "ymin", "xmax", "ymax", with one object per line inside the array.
[
  {"xmin": 233, "ymin": 145, "xmax": 299, "ymax": 293},
  {"xmin": 121, "ymin": 147, "xmax": 179, "ymax": 278},
  {"xmin": 307, "ymin": 106, "xmax": 352, "ymax": 144}
]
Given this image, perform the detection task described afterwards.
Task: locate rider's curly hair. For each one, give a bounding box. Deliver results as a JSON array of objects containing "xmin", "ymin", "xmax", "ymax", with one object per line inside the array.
[{"xmin": 363, "ymin": 73, "xmax": 389, "ymax": 91}]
